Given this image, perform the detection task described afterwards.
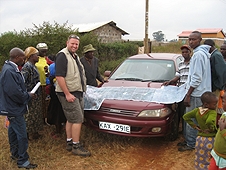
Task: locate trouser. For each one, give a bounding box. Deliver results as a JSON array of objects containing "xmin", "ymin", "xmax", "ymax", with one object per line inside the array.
[
  {"xmin": 178, "ymin": 99, "xmax": 186, "ymax": 136},
  {"xmin": 184, "ymin": 96, "xmax": 202, "ymax": 148},
  {"xmin": 8, "ymin": 115, "xmax": 29, "ymax": 165}
]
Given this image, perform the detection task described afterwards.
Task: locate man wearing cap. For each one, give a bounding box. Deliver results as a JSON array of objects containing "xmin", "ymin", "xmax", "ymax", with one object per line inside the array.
[
  {"xmin": 35, "ymin": 43, "xmax": 49, "ymax": 123},
  {"xmin": 55, "ymin": 35, "xmax": 90, "ymax": 157},
  {"xmin": 80, "ymin": 44, "xmax": 104, "ymax": 87},
  {"xmin": 162, "ymin": 44, "xmax": 191, "ymax": 144}
]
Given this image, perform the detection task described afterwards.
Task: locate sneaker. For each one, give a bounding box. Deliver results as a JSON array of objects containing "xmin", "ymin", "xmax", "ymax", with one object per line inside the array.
[
  {"xmin": 177, "ymin": 141, "xmax": 187, "ymax": 147},
  {"xmin": 72, "ymin": 143, "xmax": 91, "ymax": 157},
  {"xmin": 45, "ymin": 95, "xmax": 51, "ymax": 101},
  {"xmin": 18, "ymin": 163, "xmax": 37, "ymax": 169},
  {"xmin": 178, "ymin": 145, "xmax": 194, "ymax": 152},
  {"xmin": 66, "ymin": 140, "xmax": 73, "ymax": 151}
]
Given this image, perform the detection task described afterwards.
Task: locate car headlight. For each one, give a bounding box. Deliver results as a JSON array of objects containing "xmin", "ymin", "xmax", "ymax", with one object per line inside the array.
[{"xmin": 138, "ymin": 108, "xmax": 171, "ymax": 117}]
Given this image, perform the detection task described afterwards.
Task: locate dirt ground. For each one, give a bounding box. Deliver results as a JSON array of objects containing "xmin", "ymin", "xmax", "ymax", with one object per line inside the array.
[{"xmin": 0, "ymin": 116, "xmax": 194, "ymax": 170}]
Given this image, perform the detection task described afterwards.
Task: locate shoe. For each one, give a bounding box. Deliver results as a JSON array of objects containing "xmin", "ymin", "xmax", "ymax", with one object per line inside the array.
[
  {"xmin": 177, "ymin": 141, "xmax": 187, "ymax": 147},
  {"xmin": 72, "ymin": 143, "xmax": 91, "ymax": 157},
  {"xmin": 10, "ymin": 155, "xmax": 17, "ymax": 161},
  {"xmin": 178, "ymin": 145, "xmax": 194, "ymax": 152},
  {"xmin": 32, "ymin": 132, "xmax": 42, "ymax": 140},
  {"xmin": 18, "ymin": 163, "xmax": 38, "ymax": 169},
  {"xmin": 66, "ymin": 140, "xmax": 73, "ymax": 151}
]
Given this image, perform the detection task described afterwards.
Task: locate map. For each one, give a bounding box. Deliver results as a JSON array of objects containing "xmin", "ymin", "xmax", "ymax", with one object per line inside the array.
[{"xmin": 84, "ymin": 84, "xmax": 188, "ymax": 110}]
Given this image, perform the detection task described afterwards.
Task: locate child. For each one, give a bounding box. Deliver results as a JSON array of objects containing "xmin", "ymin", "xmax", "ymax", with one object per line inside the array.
[
  {"xmin": 209, "ymin": 92, "xmax": 226, "ymax": 170},
  {"xmin": 183, "ymin": 91, "xmax": 218, "ymax": 170}
]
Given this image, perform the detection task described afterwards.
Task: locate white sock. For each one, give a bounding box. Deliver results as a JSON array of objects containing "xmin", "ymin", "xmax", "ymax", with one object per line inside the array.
[
  {"xmin": 67, "ymin": 138, "xmax": 72, "ymax": 142},
  {"xmin": 73, "ymin": 141, "xmax": 79, "ymax": 144}
]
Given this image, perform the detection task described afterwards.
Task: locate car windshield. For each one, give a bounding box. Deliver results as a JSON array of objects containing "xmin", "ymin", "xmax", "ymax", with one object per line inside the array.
[{"xmin": 110, "ymin": 59, "xmax": 176, "ymax": 82}]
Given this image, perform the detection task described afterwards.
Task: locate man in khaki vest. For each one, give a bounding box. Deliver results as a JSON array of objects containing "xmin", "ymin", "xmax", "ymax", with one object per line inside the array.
[{"xmin": 55, "ymin": 35, "xmax": 90, "ymax": 157}]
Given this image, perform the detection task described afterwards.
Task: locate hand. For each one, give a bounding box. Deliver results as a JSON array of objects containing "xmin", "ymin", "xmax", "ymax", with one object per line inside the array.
[
  {"xmin": 44, "ymin": 66, "xmax": 48, "ymax": 72},
  {"xmin": 29, "ymin": 93, "xmax": 37, "ymax": 99},
  {"xmin": 202, "ymin": 129, "xmax": 211, "ymax": 133},
  {"xmin": 194, "ymin": 126, "xmax": 202, "ymax": 131},
  {"xmin": 162, "ymin": 81, "xmax": 170, "ymax": 86},
  {"xmin": 218, "ymin": 117, "xmax": 226, "ymax": 131},
  {"xmin": 66, "ymin": 93, "xmax": 76, "ymax": 103},
  {"xmin": 104, "ymin": 78, "xmax": 108, "ymax": 83},
  {"xmin": 184, "ymin": 95, "xmax": 191, "ymax": 107}
]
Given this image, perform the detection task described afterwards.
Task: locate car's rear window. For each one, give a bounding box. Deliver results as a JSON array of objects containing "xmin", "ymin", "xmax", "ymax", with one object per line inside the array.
[{"xmin": 110, "ymin": 59, "xmax": 176, "ymax": 82}]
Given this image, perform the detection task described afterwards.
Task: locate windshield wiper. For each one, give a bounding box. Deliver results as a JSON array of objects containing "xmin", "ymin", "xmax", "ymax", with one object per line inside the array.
[
  {"xmin": 115, "ymin": 78, "xmax": 143, "ymax": 81},
  {"xmin": 145, "ymin": 79, "xmax": 169, "ymax": 82}
]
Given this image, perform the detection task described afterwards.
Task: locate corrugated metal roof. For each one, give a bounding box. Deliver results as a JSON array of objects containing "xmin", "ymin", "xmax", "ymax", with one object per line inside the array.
[
  {"xmin": 72, "ymin": 21, "xmax": 129, "ymax": 35},
  {"xmin": 178, "ymin": 28, "xmax": 225, "ymax": 37}
]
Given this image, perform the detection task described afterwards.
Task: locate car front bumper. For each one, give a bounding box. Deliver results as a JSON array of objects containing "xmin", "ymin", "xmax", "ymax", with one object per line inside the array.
[{"xmin": 84, "ymin": 110, "xmax": 176, "ymax": 138}]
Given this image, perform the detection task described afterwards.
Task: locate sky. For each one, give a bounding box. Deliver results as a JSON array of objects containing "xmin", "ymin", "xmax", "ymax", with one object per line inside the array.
[{"xmin": 0, "ymin": 0, "xmax": 225, "ymax": 41}]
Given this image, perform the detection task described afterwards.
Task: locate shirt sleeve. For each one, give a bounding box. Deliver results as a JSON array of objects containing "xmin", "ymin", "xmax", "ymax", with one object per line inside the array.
[
  {"xmin": 183, "ymin": 108, "xmax": 197, "ymax": 128},
  {"xmin": 55, "ymin": 52, "xmax": 67, "ymax": 77}
]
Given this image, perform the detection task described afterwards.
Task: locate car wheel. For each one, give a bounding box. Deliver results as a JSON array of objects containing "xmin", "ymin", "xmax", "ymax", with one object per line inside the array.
[{"xmin": 165, "ymin": 110, "xmax": 179, "ymax": 141}]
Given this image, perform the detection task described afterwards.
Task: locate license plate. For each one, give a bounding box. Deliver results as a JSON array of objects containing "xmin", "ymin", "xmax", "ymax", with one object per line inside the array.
[{"xmin": 99, "ymin": 121, "xmax": 130, "ymax": 133}]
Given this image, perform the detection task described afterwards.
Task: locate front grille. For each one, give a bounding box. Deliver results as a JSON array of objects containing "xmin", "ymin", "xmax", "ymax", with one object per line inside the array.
[{"xmin": 99, "ymin": 107, "xmax": 139, "ymax": 116}]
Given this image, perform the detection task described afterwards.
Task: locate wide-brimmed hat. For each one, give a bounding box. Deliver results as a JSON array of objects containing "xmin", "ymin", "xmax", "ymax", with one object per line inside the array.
[
  {"xmin": 36, "ymin": 43, "xmax": 48, "ymax": 50},
  {"xmin": 83, "ymin": 44, "xmax": 96, "ymax": 53},
  {"xmin": 180, "ymin": 45, "xmax": 191, "ymax": 52}
]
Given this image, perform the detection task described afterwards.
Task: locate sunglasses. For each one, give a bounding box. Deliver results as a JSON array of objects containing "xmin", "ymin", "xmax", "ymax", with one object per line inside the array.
[{"xmin": 68, "ymin": 34, "xmax": 80, "ymax": 40}]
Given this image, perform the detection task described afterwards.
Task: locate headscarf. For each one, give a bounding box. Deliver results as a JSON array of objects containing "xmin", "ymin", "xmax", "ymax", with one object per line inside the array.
[{"xmin": 24, "ymin": 47, "xmax": 39, "ymax": 62}]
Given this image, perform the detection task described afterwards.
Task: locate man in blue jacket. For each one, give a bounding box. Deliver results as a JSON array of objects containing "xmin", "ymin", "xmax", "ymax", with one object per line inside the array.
[
  {"xmin": 0, "ymin": 47, "xmax": 37, "ymax": 169},
  {"xmin": 178, "ymin": 31, "xmax": 212, "ymax": 152}
]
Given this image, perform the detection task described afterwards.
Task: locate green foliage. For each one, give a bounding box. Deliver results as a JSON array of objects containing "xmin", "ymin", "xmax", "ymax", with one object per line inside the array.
[
  {"xmin": 151, "ymin": 42, "xmax": 182, "ymax": 53},
  {"xmin": 152, "ymin": 31, "xmax": 165, "ymax": 42},
  {"xmin": 95, "ymin": 42, "xmax": 140, "ymax": 73}
]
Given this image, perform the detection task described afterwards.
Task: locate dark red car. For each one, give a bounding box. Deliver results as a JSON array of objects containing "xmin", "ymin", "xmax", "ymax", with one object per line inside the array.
[{"xmin": 84, "ymin": 53, "xmax": 184, "ymax": 140}]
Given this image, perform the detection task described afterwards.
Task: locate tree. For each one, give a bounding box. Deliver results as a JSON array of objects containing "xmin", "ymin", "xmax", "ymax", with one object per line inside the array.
[{"xmin": 152, "ymin": 31, "xmax": 164, "ymax": 42}]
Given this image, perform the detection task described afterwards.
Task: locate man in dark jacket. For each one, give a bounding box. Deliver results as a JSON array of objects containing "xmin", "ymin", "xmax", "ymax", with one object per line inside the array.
[
  {"xmin": 204, "ymin": 39, "xmax": 226, "ymax": 92},
  {"xmin": 0, "ymin": 47, "xmax": 37, "ymax": 169},
  {"xmin": 80, "ymin": 44, "xmax": 104, "ymax": 87},
  {"xmin": 220, "ymin": 43, "xmax": 226, "ymax": 61}
]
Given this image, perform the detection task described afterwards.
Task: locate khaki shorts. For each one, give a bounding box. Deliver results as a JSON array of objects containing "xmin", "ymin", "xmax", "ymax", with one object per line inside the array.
[{"xmin": 57, "ymin": 94, "xmax": 84, "ymax": 123}]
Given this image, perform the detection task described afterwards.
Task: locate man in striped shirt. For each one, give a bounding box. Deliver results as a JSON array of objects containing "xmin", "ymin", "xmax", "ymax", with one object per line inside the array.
[{"xmin": 162, "ymin": 44, "xmax": 191, "ymax": 146}]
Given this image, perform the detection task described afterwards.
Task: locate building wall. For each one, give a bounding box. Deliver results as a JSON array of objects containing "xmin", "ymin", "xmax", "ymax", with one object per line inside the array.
[
  {"xmin": 178, "ymin": 38, "xmax": 225, "ymax": 47},
  {"xmin": 92, "ymin": 24, "xmax": 123, "ymax": 43},
  {"xmin": 201, "ymin": 32, "xmax": 225, "ymax": 39}
]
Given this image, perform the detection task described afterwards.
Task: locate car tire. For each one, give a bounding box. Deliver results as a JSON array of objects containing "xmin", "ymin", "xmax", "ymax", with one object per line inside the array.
[{"xmin": 164, "ymin": 110, "xmax": 179, "ymax": 141}]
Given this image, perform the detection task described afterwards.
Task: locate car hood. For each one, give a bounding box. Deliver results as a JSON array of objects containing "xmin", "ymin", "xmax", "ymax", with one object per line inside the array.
[
  {"xmin": 102, "ymin": 99, "xmax": 165, "ymax": 111},
  {"xmin": 102, "ymin": 80, "xmax": 162, "ymax": 88}
]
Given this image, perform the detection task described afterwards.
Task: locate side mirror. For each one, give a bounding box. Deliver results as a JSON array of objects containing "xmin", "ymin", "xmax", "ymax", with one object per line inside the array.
[{"xmin": 104, "ymin": 70, "xmax": 111, "ymax": 77}]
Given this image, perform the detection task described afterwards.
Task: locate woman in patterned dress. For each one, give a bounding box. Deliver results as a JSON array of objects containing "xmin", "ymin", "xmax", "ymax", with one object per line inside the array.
[{"xmin": 21, "ymin": 47, "xmax": 43, "ymax": 140}]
